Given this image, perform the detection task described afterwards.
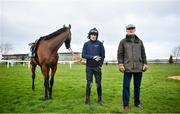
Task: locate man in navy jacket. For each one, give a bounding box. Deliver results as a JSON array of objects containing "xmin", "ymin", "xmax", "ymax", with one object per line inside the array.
[{"xmin": 82, "ymin": 28, "xmax": 105, "ymax": 105}]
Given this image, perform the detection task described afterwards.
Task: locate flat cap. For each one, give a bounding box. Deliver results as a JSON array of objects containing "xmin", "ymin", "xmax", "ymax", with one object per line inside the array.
[{"xmin": 126, "ymin": 24, "xmax": 136, "ymax": 29}]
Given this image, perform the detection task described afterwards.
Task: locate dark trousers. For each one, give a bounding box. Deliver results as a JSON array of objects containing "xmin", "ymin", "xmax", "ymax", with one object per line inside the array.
[
  {"xmin": 123, "ymin": 72, "xmax": 142, "ymax": 106},
  {"xmin": 86, "ymin": 66, "xmax": 102, "ymax": 88}
]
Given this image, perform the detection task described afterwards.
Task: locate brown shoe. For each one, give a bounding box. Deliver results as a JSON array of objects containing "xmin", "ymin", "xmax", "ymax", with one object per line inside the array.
[{"xmin": 123, "ymin": 106, "xmax": 130, "ymax": 112}]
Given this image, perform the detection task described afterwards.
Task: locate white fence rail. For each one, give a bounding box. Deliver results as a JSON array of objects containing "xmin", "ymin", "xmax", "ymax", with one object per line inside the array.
[
  {"xmin": 0, "ymin": 60, "xmax": 76, "ymax": 69},
  {"xmin": 0, "ymin": 60, "xmax": 31, "ymax": 68},
  {"xmin": 1, "ymin": 59, "xmax": 179, "ymax": 69}
]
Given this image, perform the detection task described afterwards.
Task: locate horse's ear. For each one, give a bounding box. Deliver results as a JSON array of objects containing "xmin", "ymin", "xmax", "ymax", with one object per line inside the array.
[
  {"xmin": 63, "ymin": 25, "xmax": 66, "ymax": 28},
  {"xmin": 69, "ymin": 24, "xmax": 71, "ymax": 29}
]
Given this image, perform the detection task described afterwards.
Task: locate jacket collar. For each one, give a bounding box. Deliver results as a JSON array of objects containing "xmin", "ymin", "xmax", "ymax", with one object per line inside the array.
[
  {"xmin": 125, "ymin": 34, "xmax": 140, "ymax": 43},
  {"xmin": 90, "ymin": 39, "xmax": 97, "ymax": 43}
]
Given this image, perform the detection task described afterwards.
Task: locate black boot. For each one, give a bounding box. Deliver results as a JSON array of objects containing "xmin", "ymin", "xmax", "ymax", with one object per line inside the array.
[
  {"xmin": 85, "ymin": 87, "xmax": 91, "ymax": 105},
  {"xmin": 97, "ymin": 86, "xmax": 103, "ymax": 105}
]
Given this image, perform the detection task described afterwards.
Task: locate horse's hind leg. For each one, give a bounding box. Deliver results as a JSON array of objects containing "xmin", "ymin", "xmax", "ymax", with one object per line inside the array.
[
  {"xmin": 41, "ymin": 65, "xmax": 50, "ymax": 99},
  {"xmin": 49, "ymin": 64, "xmax": 57, "ymax": 99},
  {"xmin": 31, "ymin": 63, "xmax": 37, "ymax": 91}
]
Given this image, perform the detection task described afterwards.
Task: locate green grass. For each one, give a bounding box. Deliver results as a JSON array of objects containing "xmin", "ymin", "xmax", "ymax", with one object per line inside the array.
[{"xmin": 0, "ymin": 64, "xmax": 180, "ymax": 113}]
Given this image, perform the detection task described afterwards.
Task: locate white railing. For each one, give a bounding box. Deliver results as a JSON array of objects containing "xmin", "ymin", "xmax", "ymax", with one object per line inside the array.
[
  {"xmin": 0, "ymin": 60, "xmax": 76, "ymax": 69},
  {"xmin": 0, "ymin": 60, "xmax": 31, "ymax": 68}
]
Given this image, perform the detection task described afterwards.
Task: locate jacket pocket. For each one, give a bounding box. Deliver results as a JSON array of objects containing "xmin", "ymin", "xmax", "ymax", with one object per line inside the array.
[
  {"xmin": 124, "ymin": 60, "xmax": 132, "ymax": 71},
  {"xmin": 133, "ymin": 62, "xmax": 143, "ymax": 71}
]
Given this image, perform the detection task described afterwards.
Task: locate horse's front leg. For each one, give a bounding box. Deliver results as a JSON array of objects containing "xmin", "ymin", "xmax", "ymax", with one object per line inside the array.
[
  {"xmin": 49, "ymin": 65, "xmax": 57, "ymax": 99},
  {"xmin": 42, "ymin": 65, "xmax": 50, "ymax": 100},
  {"xmin": 49, "ymin": 77, "xmax": 54, "ymax": 99},
  {"xmin": 44, "ymin": 78, "xmax": 49, "ymax": 99}
]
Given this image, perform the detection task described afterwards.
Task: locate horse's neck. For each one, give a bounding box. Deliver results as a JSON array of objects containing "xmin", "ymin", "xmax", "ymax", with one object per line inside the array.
[{"xmin": 47, "ymin": 32, "xmax": 68, "ymax": 52}]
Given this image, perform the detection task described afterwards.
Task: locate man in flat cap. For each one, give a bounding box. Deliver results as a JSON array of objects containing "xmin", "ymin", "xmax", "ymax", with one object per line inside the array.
[{"xmin": 117, "ymin": 24, "xmax": 148, "ymax": 111}]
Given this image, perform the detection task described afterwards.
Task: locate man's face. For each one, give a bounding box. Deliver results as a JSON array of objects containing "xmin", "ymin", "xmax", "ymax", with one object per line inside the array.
[
  {"xmin": 126, "ymin": 28, "xmax": 136, "ymax": 35},
  {"xmin": 90, "ymin": 34, "xmax": 97, "ymax": 41}
]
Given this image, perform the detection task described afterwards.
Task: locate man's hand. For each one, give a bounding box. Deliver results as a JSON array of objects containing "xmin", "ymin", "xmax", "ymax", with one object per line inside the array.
[
  {"xmin": 143, "ymin": 64, "xmax": 148, "ymax": 72},
  {"xmin": 119, "ymin": 64, "xmax": 125, "ymax": 73},
  {"xmin": 93, "ymin": 56, "xmax": 101, "ymax": 61}
]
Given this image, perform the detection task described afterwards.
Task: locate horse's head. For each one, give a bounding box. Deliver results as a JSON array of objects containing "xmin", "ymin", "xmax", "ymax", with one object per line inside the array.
[{"xmin": 64, "ymin": 24, "xmax": 73, "ymax": 54}]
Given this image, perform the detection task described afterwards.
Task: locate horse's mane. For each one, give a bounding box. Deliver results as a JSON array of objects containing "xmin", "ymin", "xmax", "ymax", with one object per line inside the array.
[
  {"xmin": 42, "ymin": 27, "xmax": 67, "ymax": 40},
  {"xmin": 33, "ymin": 27, "xmax": 68, "ymax": 61}
]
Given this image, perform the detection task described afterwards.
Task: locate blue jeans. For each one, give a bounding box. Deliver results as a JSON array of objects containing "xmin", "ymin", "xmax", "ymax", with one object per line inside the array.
[{"xmin": 123, "ymin": 72, "xmax": 142, "ymax": 106}]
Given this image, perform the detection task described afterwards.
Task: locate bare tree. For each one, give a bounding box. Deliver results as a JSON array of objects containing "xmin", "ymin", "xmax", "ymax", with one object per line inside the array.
[
  {"xmin": 0, "ymin": 43, "xmax": 13, "ymax": 54},
  {"xmin": 172, "ymin": 45, "xmax": 180, "ymax": 63}
]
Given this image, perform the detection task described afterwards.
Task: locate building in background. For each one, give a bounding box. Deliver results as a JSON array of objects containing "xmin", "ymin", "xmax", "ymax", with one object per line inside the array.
[
  {"xmin": 2, "ymin": 54, "xmax": 29, "ymax": 61},
  {"xmin": 58, "ymin": 52, "xmax": 81, "ymax": 61}
]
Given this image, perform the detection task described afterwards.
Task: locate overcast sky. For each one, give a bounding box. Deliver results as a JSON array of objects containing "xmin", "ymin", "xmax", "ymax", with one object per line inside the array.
[{"xmin": 0, "ymin": 0, "xmax": 180, "ymax": 60}]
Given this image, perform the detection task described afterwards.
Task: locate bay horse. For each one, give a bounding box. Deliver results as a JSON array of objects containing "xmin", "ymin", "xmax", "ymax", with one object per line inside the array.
[{"xmin": 30, "ymin": 24, "xmax": 73, "ymax": 99}]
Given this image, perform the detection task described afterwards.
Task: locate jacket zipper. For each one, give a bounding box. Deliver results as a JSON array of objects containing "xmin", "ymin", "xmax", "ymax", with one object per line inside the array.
[{"xmin": 132, "ymin": 42, "xmax": 134, "ymax": 69}]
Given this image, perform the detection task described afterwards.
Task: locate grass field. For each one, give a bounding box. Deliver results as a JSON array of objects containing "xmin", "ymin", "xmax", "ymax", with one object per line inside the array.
[{"xmin": 0, "ymin": 63, "xmax": 180, "ymax": 113}]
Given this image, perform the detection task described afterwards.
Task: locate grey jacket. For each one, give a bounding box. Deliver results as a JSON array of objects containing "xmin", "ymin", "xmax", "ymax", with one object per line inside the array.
[{"xmin": 117, "ymin": 35, "xmax": 147, "ymax": 72}]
